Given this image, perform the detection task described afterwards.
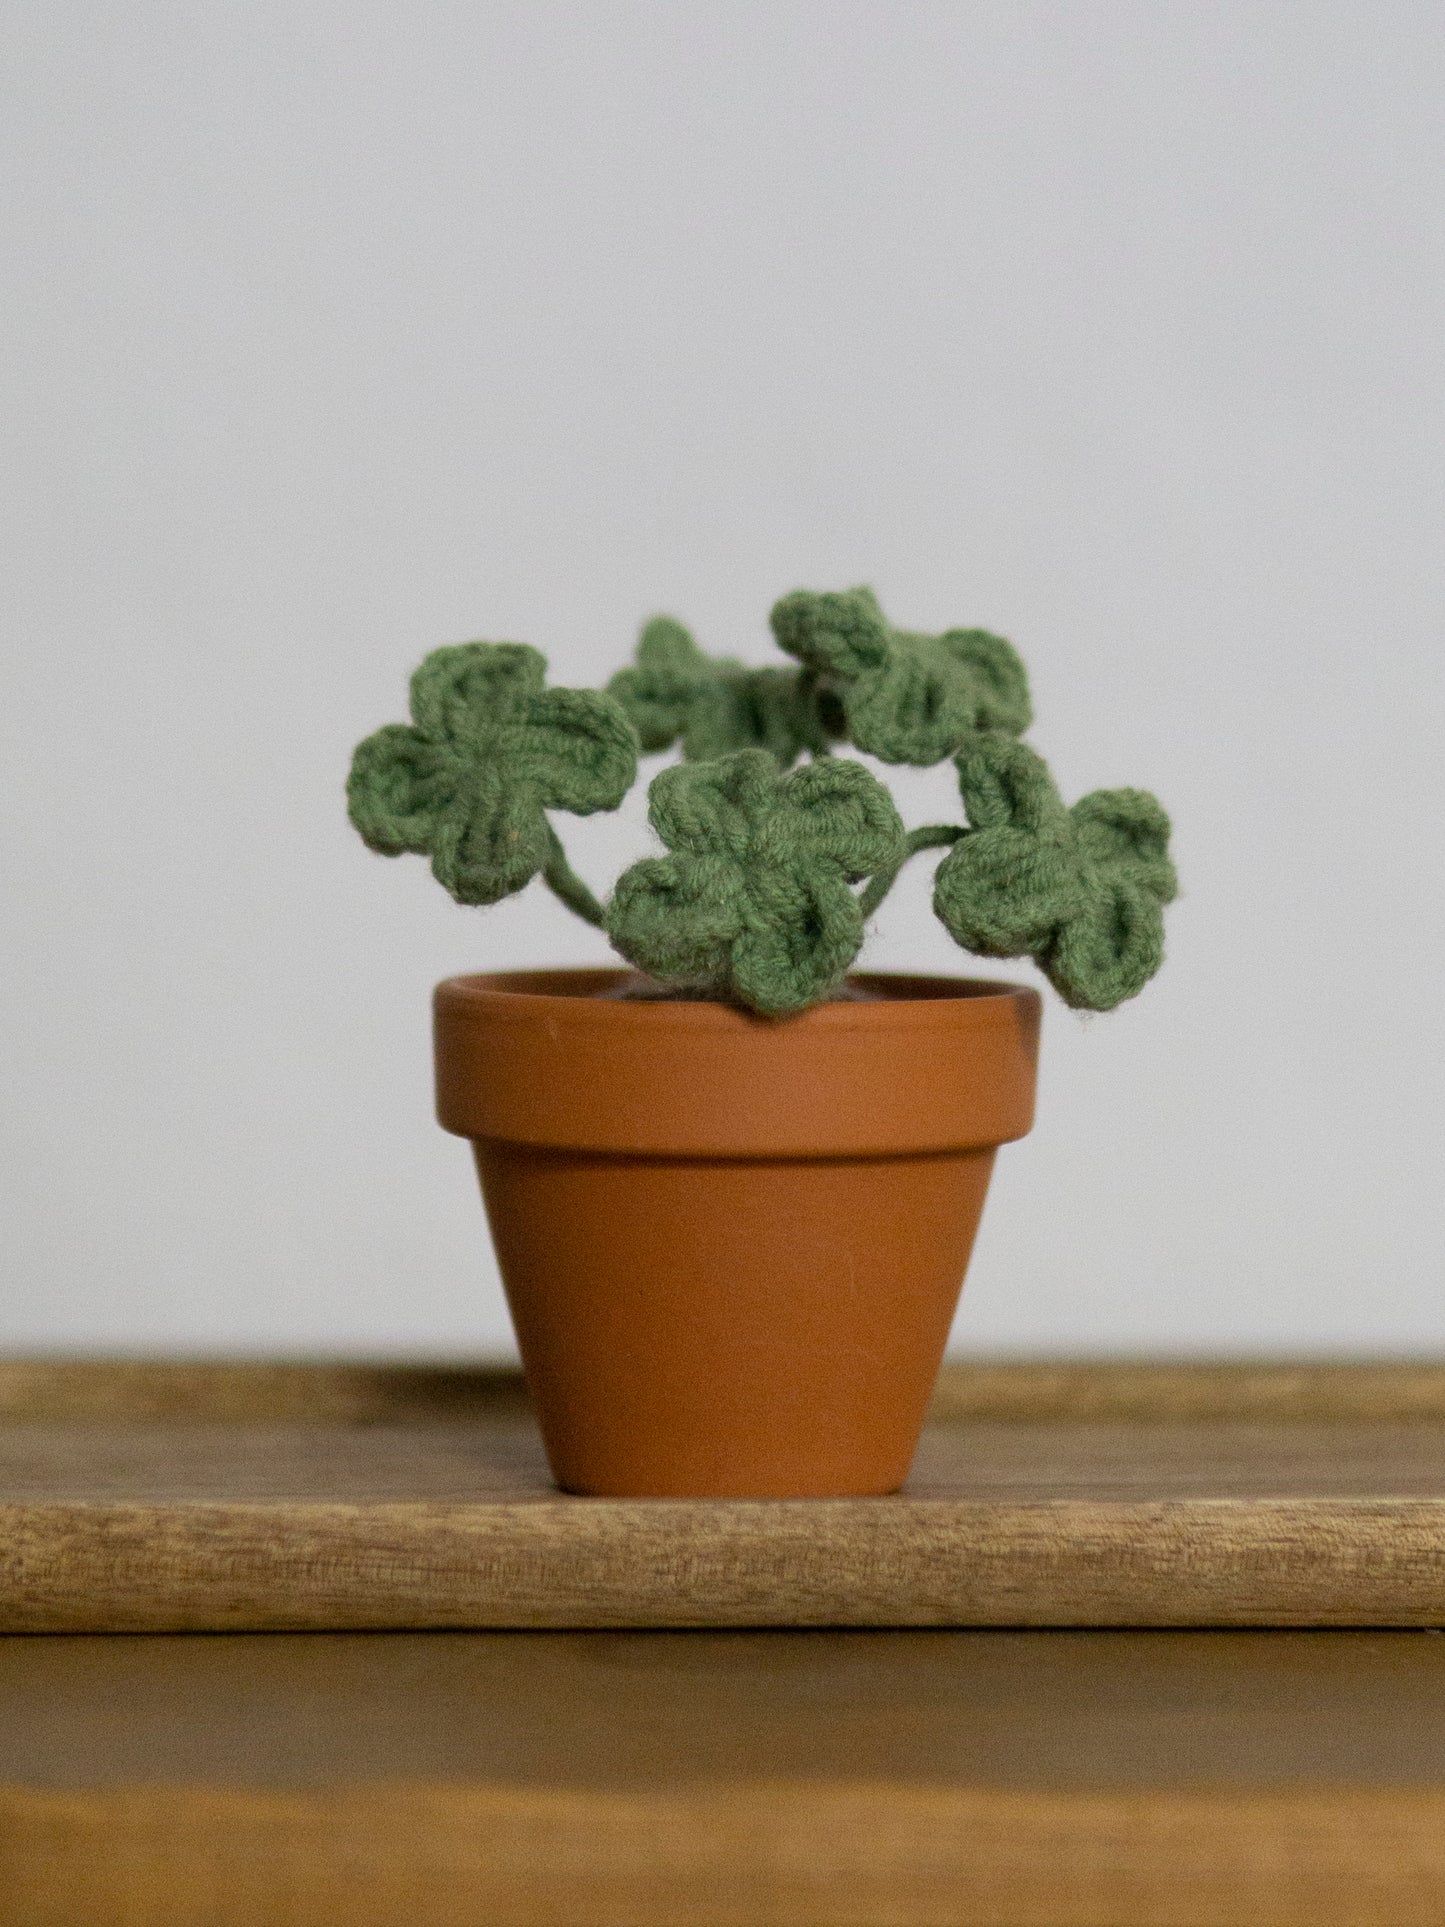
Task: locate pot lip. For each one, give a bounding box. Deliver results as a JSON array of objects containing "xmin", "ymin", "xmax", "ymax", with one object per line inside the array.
[
  {"xmin": 435, "ymin": 967, "xmax": 1041, "ymax": 1154},
  {"xmin": 435, "ymin": 967, "xmax": 1040, "ymax": 1031}
]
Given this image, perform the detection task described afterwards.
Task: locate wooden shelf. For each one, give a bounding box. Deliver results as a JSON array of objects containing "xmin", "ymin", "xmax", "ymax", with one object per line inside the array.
[
  {"xmin": 4, "ymin": 1366, "xmax": 1445, "ymax": 1921},
  {"xmin": 2, "ymin": 1625, "xmax": 1443, "ymax": 1925},
  {"xmin": 2, "ymin": 1361, "xmax": 1444, "ymax": 1631}
]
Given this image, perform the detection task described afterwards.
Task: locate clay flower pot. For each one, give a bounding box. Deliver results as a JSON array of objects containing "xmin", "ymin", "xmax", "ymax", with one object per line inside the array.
[{"xmin": 434, "ymin": 968, "xmax": 1040, "ymax": 1498}]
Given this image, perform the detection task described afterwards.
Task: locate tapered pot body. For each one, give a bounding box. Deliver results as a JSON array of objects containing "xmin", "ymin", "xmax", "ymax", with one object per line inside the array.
[{"xmin": 435, "ymin": 969, "xmax": 1041, "ymax": 1498}]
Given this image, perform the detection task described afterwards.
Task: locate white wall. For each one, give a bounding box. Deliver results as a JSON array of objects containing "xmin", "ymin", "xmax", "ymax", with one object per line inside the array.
[{"xmin": 3, "ymin": 1, "xmax": 1443, "ymax": 1358}]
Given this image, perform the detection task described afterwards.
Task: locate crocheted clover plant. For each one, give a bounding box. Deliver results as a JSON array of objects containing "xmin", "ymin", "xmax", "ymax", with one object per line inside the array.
[{"xmin": 349, "ymin": 590, "xmax": 1176, "ymax": 1015}]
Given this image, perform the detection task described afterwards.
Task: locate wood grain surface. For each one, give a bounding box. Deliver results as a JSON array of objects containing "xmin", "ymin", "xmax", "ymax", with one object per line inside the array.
[
  {"xmin": 5, "ymin": 1357, "xmax": 1445, "ymax": 1423},
  {"xmin": 2, "ymin": 1627, "xmax": 1444, "ymax": 1925},
  {"xmin": 2, "ymin": 1362, "xmax": 1444, "ymax": 1630}
]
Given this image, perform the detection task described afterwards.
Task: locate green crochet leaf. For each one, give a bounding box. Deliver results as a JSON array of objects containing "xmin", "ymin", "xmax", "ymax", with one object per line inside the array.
[
  {"xmin": 347, "ymin": 641, "xmax": 638, "ymax": 907},
  {"xmin": 607, "ymin": 749, "xmax": 906, "ymax": 1014},
  {"xmin": 770, "ymin": 586, "xmax": 1031, "ymax": 765},
  {"xmin": 933, "ymin": 733, "xmax": 1177, "ymax": 1011},
  {"xmin": 607, "ymin": 616, "xmax": 835, "ymax": 768},
  {"xmin": 604, "ymin": 618, "xmax": 708, "ymax": 753}
]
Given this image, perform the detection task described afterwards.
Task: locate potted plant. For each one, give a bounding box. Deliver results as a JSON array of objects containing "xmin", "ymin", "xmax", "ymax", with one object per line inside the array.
[{"xmin": 348, "ymin": 587, "xmax": 1176, "ymax": 1498}]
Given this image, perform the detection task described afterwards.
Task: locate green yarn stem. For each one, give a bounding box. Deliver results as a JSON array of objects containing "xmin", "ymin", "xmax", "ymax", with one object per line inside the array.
[
  {"xmin": 542, "ymin": 829, "xmax": 606, "ymax": 928},
  {"xmin": 859, "ymin": 823, "xmax": 964, "ymax": 919}
]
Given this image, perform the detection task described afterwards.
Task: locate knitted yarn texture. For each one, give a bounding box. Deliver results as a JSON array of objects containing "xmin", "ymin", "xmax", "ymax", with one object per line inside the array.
[
  {"xmin": 347, "ymin": 642, "xmax": 637, "ymax": 906},
  {"xmin": 934, "ymin": 732, "xmax": 1178, "ymax": 1011},
  {"xmin": 770, "ymin": 586, "xmax": 1031, "ymax": 765},
  {"xmin": 607, "ymin": 749, "xmax": 905, "ymax": 1014},
  {"xmin": 608, "ymin": 615, "xmax": 834, "ymax": 767},
  {"xmin": 345, "ymin": 592, "xmax": 1177, "ymax": 1015}
]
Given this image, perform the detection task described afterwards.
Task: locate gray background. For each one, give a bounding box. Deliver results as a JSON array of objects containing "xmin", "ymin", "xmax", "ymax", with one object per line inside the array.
[{"xmin": 3, "ymin": 2, "xmax": 1442, "ymax": 1358}]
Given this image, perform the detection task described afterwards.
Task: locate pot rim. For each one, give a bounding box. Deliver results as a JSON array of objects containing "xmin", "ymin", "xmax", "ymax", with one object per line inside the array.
[
  {"xmin": 436, "ymin": 966, "xmax": 1036, "ymax": 1030},
  {"xmin": 435, "ymin": 968, "xmax": 1042, "ymax": 1159}
]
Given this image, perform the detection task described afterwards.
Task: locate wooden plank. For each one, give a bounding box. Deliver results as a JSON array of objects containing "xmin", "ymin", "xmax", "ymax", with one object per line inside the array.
[
  {"xmin": 2, "ymin": 1365, "xmax": 1444, "ymax": 1629},
  {"xmin": 1, "ymin": 1628, "xmax": 1444, "ymax": 1925},
  {"xmin": 5, "ymin": 1492, "xmax": 1445, "ymax": 1630},
  {"xmin": 9, "ymin": 1780, "xmax": 1445, "ymax": 1927},
  {"xmin": 930, "ymin": 1359, "xmax": 1445, "ymax": 1424},
  {"xmin": 4, "ymin": 1357, "xmax": 1445, "ymax": 1422},
  {"xmin": 7, "ymin": 1626, "xmax": 1445, "ymax": 1790},
  {"xmin": 0, "ymin": 1360, "xmax": 532, "ymax": 1425}
]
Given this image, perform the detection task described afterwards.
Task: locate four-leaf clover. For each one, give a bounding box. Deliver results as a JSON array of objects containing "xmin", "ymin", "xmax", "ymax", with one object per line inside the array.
[
  {"xmin": 933, "ymin": 732, "xmax": 1177, "ymax": 1010},
  {"xmin": 347, "ymin": 642, "xmax": 637, "ymax": 905},
  {"xmin": 770, "ymin": 586, "xmax": 1031, "ymax": 765},
  {"xmin": 608, "ymin": 616, "xmax": 835, "ymax": 768},
  {"xmin": 606, "ymin": 749, "xmax": 905, "ymax": 1014},
  {"xmin": 348, "ymin": 607, "xmax": 1176, "ymax": 1015}
]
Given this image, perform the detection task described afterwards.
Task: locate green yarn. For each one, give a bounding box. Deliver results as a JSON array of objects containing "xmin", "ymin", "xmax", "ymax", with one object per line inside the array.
[
  {"xmin": 858, "ymin": 822, "xmax": 964, "ymax": 920},
  {"xmin": 608, "ymin": 615, "xmax": 834, "ymax": 767},
  {"xmin": 770, "ymin": 586, "xmax": 1031, "ymax": 765},
  {"xmin": 933, "ymin": 732, "xmax": 1177, "ymax": 1011},
  {"xmin": 347, "ymin": 642, "xmax": 636, "ymax": 907},
  {"xmin": 346, "ymin": 600, "xmax": 1176, "ymax": 1016},
  {"xmin": 606, "ymin": 749, "xmax": 905, "ymax": 1015}
]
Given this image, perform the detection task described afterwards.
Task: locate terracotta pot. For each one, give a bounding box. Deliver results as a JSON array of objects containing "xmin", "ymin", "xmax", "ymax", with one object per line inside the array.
[{"xmin": 434, "ymin": 968, "xmax": 1040, "ymax": 1498}]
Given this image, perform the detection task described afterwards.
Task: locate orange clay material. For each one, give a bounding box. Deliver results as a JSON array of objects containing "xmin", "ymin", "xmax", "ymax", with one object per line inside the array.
[{"xmin": 435, "ymin": 970, "xmax": 1040, "ymax": 1498}]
